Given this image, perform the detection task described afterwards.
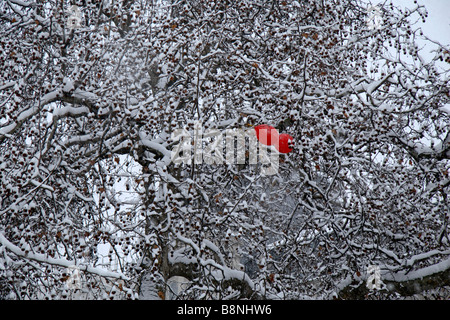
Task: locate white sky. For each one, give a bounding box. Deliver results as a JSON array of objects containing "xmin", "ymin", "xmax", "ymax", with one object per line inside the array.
[
  {"xmin": 372, "ymin": 0, "xmax": 450, "ymax": 46},
  {"xmin": 366, "ymin": 0, "xmax": 449, "ymax": 77},
  {"xmin": 414, "ymin": 0, "xmax": 450, "ymax": 46}
]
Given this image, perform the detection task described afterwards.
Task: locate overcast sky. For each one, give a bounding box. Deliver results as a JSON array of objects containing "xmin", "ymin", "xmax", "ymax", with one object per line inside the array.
[
  {"xmin": 367, "ymin": 0, "xmax": 449, "ymax": 75},
  {"xmin": 373, "ymin": 0, "xmax": 450, "ymax": 46},
  {"xmin": 414, "ymin": 0, "xmax": 450, "ymax": 46}
]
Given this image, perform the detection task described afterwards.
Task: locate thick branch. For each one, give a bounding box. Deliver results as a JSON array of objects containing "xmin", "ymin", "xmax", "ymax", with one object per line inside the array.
[
  {"xmin": 338, "ymin": 258, "xmax": 450, "ymax": 299},
  {"xmin": 0, "ymin": 232, "xmax": 129, "ymax": 281}
]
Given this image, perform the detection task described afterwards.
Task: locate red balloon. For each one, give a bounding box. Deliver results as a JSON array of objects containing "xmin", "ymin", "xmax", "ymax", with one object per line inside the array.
[
  {"xmin": 254, "ymin": 124, "xmax": 278, "ymax": 146},
  {"xmin": 277, "ymin": 133, "xmax": 294, "ymax": 154}
]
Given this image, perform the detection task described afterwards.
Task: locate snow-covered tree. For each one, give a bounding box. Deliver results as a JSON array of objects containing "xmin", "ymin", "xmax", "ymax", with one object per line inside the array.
[{"xmin": 0, "ymin": 0, "xmax": 448, "ymax": 299}]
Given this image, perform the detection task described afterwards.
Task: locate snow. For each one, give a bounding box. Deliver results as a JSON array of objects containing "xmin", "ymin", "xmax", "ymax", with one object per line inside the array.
[
  {"xmin": 383, "ymin": 257, "xmax": 450, "ymax": 282},
  {"xmin": 0, "ymin": 232, "xmax": 129, "ymax": 281},
  {"xmin": 8, "ymin": 0, "xmax": 33, "ymax": 7},
  {"xmin": 139, "ymin": 132, "xmax": 172, "ymax": 165},
  {"xmin": 62, "ymin": 78, "xmax": 74, "ymax": 92},
  {"xmin": 440, "ymin": 104, "xmax": 450, "ymax": 116},
  {"xmin": 0, "ymin": 90, "xmax": 62, "ymax": 137},
  {"xmin": 53, "ymin": 105, "xmax": 90, "ymax": 117},
  {"xmin": 72, "ymin": 88, "xmax": 98, "ymax": 101},
  {"xmin": 405, "ymin": 249, "xmax": 450, "ymax": 267},
  {"xmin": 1, "ymin": 0, "xmax": 449, "ymax": 300}
]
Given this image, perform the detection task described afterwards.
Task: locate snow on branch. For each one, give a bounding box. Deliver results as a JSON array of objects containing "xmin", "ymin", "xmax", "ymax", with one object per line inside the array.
[
  {"xmin": 0, "ymin": 232, "xmax": 129, "ymax": 281},
  {"xmin": 384, "ymin": 257, "xmax": 450, "ymax": 283}
]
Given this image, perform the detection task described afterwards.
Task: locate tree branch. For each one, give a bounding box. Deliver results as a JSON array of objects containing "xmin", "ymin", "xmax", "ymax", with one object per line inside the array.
[{"xmin": 0, "ymin": 232, "xmax": 129, "ymax": 281}]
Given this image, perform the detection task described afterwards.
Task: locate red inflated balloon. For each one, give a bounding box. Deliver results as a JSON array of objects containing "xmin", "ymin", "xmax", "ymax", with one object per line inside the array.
[
  {"xmin": 277, "ymin": 133, "xmax": 294, "ymax": 154},
  {"xmin": 254, "ymin": 124, "xmax": 278, "ymax": 146}
]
